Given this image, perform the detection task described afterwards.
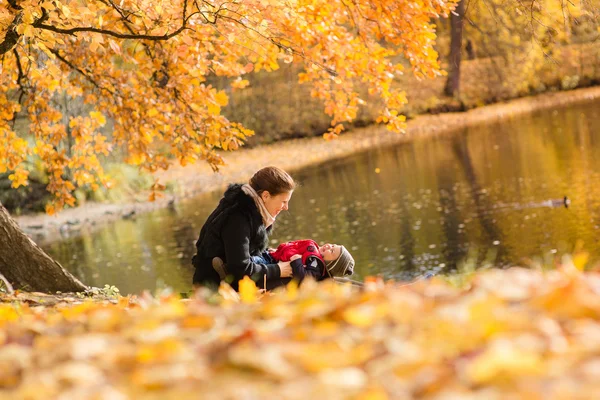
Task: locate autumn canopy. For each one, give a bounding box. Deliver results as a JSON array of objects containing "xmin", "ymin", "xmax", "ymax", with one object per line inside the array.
[{"xmin": 0, "ymin": 0, "xmax": 455, "ymax": 212}]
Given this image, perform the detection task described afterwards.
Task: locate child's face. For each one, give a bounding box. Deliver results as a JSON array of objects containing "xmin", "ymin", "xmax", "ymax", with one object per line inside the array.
[{"xmin": 319, "ymin": 243, "xmax": 342, "ymax": 262}]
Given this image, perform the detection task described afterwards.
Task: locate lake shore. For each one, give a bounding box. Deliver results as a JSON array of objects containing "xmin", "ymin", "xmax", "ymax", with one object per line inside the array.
[{"xmin": 15, "ymin": 85, "xmax": 600, "ymax": 244}]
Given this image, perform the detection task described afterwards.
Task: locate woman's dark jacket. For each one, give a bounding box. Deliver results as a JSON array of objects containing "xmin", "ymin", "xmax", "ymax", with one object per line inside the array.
[{"xmin": 192, "ymin": 184, "xmax": 288, "ymax": 290}]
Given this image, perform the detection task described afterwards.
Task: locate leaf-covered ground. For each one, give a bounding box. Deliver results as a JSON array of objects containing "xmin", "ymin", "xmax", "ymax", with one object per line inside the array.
[{"xmin": 2, "ymin": 265, "xmax": 600, "ymax": 399}]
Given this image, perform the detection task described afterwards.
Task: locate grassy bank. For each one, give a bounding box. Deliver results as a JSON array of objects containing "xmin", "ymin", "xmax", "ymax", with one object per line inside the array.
[{"xmin": 1, "ymin": 261, "xmax": 599, "ymax": 399}]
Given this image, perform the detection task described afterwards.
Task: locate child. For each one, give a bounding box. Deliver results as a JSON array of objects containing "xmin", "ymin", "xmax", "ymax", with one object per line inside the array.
[
  {"xmin": 271, "ymin": 239, "xmax": 355, "ymax": 283},
  {"xmin": 212, "ymin": 239, "xmax": 355, "ymax": 284}
]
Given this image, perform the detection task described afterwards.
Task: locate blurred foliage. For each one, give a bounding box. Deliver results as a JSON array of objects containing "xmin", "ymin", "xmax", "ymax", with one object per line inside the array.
[
  {"xmin": 0, "ymin": 163, "xmax": 156, "ymax": 213},
  {"xmin": 1, "ymin": 258, "xmax": 599, "ymax": 398},
  {"xmin": 0, "ymin": 161, "xmax": 49, "ymax": 215},
  {"xmin": 86, "ymin": 164, "xmax": 155, "ymax": 204}
]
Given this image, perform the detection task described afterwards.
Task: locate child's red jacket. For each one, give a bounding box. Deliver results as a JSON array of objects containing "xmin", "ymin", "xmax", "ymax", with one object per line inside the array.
[
  {"xmin": 270, "ymin": 239, "xmax": 327, "ymax": 281},
  {"xmin": 270, "ymin": 239, "xmax": 323, "ymax": 264}
]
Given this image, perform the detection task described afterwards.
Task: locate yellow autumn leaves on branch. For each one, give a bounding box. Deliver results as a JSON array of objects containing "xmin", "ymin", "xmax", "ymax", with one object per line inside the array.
[{"xmin": 0, "ymin": 0, "xmax": 456, "ymax": 212}]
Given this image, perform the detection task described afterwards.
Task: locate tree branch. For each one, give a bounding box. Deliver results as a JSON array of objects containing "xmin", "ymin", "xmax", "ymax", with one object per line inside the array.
[
  {"xmin": 97, "ymin": 0, "xmax": 154, "ymax": 58},
  {"xmin": 12, "ymin": 48, "xmax": 27, "ymax": 106},
  {"xmin": 33, "ymin": 23, "xmax": 188, "ymax": 40},
  {"xmin": 7, "ymin": 0, "xmax": 22, "ymax": 10},
  {"xmin": 98, "ymin": 0, "xmax": 138, "ymax": 23},
  {"xmin": 173, "ymin": 88, "xmax": 205, "ymax": 134},
  {"xmin": 13, "ymin": 48, "xmax": 24, "ymax": 86},
  {"xmin": 201, "ymin": 6, "xmax": 338, "ymax": 77},
  {"xmin": 50, "ymin": 49, "xmax": 116, "ymax": 96},
  {"xmin": 0, "ymin": 12, "xmax": 23, "ymax": 56},
  {"xmin": 33, "ymin": 0, "xmax": 192, "ymax": 41}
]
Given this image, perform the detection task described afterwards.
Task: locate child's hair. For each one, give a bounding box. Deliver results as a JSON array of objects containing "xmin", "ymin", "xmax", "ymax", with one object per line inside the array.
[
  {"xmin": 325, "ymin": 246, "xmax": 355, "ymax": 277},
  {"xmin": 249, "ymin": 166, "xmax": 296, "ymax": 196}
]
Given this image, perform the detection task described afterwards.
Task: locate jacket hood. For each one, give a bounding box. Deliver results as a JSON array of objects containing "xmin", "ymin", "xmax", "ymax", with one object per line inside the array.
[
  {"xmin": 223, "ymin": 183, "xmax": 256, "ymax": 211},
  {"xmin": 223, "ymin": 183, "xmax": 244, "ymax": 201}
]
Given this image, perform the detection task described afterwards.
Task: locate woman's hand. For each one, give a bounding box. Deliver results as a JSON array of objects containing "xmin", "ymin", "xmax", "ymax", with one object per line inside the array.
[
  {"xmin": 290, "ymin": 254, "xmax": 302, "ymax": 261},
  {"xmin": 278, "ymin": 261, "xmax": 293, "ymax": 278}
]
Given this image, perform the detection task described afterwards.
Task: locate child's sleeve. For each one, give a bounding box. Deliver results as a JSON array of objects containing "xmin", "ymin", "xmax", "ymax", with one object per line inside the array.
[{"xmin": 291, "ymin": 256, "xmax": 323, "ymax": 283}]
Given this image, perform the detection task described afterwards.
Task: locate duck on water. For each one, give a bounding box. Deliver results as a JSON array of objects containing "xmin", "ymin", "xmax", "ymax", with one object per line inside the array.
[
  {"xmin": 536, "ymin": 196, "xmax": 571, "ymax": 209},
  {"xmin": 492, "ymin": 196, "xmax": 570, "ymax": 211}
]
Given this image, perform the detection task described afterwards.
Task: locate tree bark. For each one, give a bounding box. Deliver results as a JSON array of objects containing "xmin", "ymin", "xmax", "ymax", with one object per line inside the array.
[
  {"xmin": 444, "ymin": 0, "xmax": 465, "ymax": 97},
  {"xmin": 0, "ymin": 203, "xmax": 87, "ymax": 293}
]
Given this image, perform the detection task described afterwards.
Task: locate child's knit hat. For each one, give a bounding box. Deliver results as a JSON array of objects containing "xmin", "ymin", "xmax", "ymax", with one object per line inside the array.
[{"xmin": 325, "ymin": 246, "xmax": 355, "ymax": 277}]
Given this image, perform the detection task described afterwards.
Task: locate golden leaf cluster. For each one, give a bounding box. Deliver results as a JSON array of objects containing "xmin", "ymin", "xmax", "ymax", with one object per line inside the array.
[
  {"xmin": 0, "ymin": 0, "xmax": 456, "ymax": 211},
  {"xmin": 2, "ymin": 264, "xmax": 600, "ymax": 398}
]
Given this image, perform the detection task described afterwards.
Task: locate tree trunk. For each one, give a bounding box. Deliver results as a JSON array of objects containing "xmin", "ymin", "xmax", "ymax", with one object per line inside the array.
[
  {"xmin": 444, "ymin": 0, "xmax": 465, "ymax": 97},
  {"xmin": 0, "ymin": 203, "xmax": 87, "ymax": 293}
]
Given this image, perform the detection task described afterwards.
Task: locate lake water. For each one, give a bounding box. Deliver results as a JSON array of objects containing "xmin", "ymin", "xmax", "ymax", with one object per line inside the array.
[{"xmin": 44, "ymin": 100, "xmax": 600, "ymax": 294}]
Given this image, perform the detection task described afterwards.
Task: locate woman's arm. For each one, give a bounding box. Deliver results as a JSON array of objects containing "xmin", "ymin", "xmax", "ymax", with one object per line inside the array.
[{"xmin": 222, "ymin": 212, "xmax": 281, "ymax": 284}]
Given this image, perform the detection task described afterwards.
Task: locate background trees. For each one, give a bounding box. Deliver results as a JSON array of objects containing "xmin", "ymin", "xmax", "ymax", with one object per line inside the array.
[{"xmin": 441, "ymin": 0, "xmax": 600, "ymax": 99}]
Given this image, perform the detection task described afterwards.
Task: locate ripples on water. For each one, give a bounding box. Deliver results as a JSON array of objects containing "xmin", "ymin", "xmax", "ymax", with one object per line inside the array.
[{"xmin": 44, "ymin": 102, "xmax": 600, "ymax": 294}]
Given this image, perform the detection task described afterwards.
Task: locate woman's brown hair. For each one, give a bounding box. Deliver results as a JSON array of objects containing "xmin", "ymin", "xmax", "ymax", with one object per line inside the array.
[{"xmin": 249, "ymin": 166, "xmax": 296, "ymax": 196}]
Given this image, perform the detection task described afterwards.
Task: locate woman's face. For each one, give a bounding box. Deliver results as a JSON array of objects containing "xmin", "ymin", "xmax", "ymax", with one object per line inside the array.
[{"xmin": 261, "ymin": 191, "xmax": 293, "ymax": 217}]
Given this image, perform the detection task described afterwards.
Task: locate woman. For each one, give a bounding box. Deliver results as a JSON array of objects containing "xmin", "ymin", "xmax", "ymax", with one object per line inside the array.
[{"xmin": 192, "ymin": 166, "xmax": 295, "ymax": 290}]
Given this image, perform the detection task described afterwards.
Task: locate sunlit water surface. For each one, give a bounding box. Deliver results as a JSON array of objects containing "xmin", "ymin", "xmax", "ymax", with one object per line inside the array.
[{"xmin": 44, "ymin": 101, "xmax": 600, "ymax": 294}]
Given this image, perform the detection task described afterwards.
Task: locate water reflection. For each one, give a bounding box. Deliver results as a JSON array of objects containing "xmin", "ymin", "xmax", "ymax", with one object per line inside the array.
[{"xmin": 44, "ymin": 101, "xmax": 600, "ymax": 294}]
